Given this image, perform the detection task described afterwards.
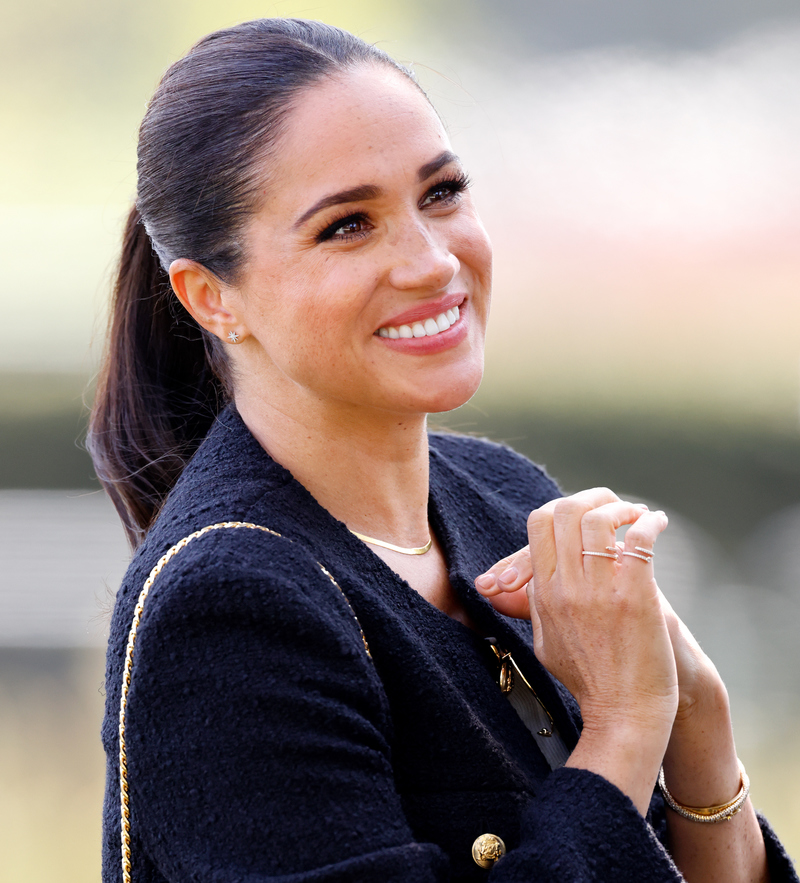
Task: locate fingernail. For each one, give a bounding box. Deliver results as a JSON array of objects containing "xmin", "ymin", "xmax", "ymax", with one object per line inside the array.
[
  {"xmin": 498, "ymin": 567, "xmax": 519, "ymax": 586},
  {"xmin": 475, "ymin": 574, "xmax": 495, "ymax": 591}
]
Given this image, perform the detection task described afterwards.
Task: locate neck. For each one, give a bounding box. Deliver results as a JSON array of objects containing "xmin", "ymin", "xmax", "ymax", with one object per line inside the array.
[{"xmin": 235, "ymin": 392, "xmax": 432, "ymax": 548}]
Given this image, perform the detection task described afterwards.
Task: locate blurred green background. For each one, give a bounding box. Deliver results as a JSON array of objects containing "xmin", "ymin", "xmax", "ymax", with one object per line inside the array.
[{"xmin": 1, "ymin": 0, "xmax": 799, "ymax": 879}]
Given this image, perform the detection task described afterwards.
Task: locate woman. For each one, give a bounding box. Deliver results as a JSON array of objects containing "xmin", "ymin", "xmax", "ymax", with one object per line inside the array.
[{"xmin": 90, "ymin": 18, "xmax": 797, "ymax": 883}]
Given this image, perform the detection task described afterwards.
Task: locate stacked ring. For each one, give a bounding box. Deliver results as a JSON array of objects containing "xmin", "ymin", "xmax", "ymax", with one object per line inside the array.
[
  {"xmin": 622, "ymin": 546, "xmax": 655, "ymax": 563},
  {"xmin": 581, "ymin": 546, "xmax": 619, "ymax": 560}
]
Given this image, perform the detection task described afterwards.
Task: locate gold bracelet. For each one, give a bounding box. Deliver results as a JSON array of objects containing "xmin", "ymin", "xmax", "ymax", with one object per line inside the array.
[{"xmin": 658, "ymin": 759, "xmax": 750, "ymax": 823}]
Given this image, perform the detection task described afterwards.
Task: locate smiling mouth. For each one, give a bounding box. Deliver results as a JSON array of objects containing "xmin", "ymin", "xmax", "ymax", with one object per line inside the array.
[{"xmin": 377, "ymin": 305, "xmax": 460, "ymax": 340}]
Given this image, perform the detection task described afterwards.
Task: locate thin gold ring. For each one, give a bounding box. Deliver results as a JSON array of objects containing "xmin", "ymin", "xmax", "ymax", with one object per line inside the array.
[
  {"xmin": 623, "ymin": 546, "xmax": 654, "ymax": 563},
  {"xmin": 582, "ymin": 545, "xmax": 619, "ymax": 561}
]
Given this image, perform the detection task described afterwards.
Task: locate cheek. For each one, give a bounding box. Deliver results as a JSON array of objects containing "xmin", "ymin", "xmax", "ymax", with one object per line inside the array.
[
  {"xmin": 303, "ymin": 259, "xmax": 381, "ymax": 334},
  {"xmin": 249, "ymin": 265, "xmax": 372, "ymax": 369},
  {"xmin": 454, "ymin": 215, "xmax": 493, "ymax": 285}
]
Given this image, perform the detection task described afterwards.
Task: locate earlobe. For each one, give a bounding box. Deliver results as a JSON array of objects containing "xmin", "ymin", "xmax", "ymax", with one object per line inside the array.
[{"xmin": 169, "ymin": 258, "xmax": 249, "ymax": 344}]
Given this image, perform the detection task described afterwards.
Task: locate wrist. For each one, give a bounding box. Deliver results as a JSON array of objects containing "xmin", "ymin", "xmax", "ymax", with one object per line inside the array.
[
  {"xmin": 568, "ymin": 715, "xmax": 673, "ymax": 816},
  {"xmin": 659, "ymin": 758, "xmax": 750, "ymax": 823},
  {"xmin": 663, "ymin": 680, "xmax": 741, "ymax": 808},
  {"xmin": 580, "ymin": 695, "xmax": 678, "ymax": 755}
]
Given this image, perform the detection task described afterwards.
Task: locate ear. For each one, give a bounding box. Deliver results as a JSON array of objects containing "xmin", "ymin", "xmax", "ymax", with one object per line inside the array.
[{"xmin": 169, "ymin": 258, "xmax": 248, "ymax": 344}]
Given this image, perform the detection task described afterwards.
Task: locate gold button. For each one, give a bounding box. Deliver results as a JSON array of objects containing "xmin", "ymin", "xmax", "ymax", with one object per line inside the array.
[{"xmin": 471, "ymin": 833, "xmax": 506, "ymax": 869}]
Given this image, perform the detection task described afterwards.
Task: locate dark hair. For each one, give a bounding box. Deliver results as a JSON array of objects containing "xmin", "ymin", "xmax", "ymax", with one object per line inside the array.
[{"xmin": 88, "ymin": 19, "xmax": 417, "ymax": 547}]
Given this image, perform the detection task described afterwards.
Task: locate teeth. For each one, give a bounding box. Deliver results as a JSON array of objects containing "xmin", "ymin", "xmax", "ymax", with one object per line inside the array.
[{"xmin": 378, "ymin": 307, "xmax": 461, "ymax": 340}]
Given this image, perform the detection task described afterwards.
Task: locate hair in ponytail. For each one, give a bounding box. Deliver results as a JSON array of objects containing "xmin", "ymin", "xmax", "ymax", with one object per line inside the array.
[
  {"xmin": 89, "ymin": 206, "xmax": 228, "ymax": 547},
  {"xmin": 88, "ymin": 19, "xmax": 418, "ymax": 547}
]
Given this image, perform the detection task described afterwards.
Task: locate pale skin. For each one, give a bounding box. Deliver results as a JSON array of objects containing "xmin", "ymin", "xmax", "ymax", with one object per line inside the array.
[
  {"xmin": 168, "ymin": 62, "xmax": 769, "ymax": 881},
  {"xmin": 476, "ymin": 496, "xmax": 768, "ymax": 881}
]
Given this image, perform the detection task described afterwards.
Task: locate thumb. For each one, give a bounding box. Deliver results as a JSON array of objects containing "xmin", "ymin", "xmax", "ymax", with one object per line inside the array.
[{"xmin": 527, "ymin": 579, "xmax": 545, "ymax": 658}]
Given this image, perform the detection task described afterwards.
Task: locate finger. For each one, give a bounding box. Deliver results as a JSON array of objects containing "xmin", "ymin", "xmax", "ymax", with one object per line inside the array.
[
  {"xmin": 551, "ymin": 488, "xmax": 623, "ymax": 578},
  {"xmin": 478, "ymin": 492, "xmax": 610, "ymax": 597},
  {"xmin": 526, "ymin": 579, "xmax": 544, "ymax": 658},
  {"xmin": 527, "ymin": 499, "xmax": 559, "ymax": 586},
  {"xmin": 580, "ymin": 500, "xmax": 651, "ymax": 575},
  {"xmin": 618, "ymin": 509, "xmax": 668, "ymax": 573},
  {"xmin": 475, "ymin": 545, "xmax": 533, "ymax": 595},
  {"xmin": 481, "ymin": 582, "xmax": 532, "ymax": 620}
]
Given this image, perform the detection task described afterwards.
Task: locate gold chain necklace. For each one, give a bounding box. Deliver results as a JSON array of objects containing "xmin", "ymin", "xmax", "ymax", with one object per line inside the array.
[{"xmin": 350, "ymin": 529, "xmax": 433, "ymax": 556}]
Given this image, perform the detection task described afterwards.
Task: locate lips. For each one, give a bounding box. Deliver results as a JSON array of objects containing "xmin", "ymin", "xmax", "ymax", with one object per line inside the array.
[
  {"xmin": 375, "ymin": 292, "xmax": 465, "ymax": 334},
  {"xmin": 377, "ymin": 304, "xmax": 460, "ymax": 339}
]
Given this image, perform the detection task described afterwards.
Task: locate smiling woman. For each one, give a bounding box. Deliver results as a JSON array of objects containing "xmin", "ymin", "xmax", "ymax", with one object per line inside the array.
[
  {"xmin": 88, "ymin": 18, "xmax": 797, "ymax": 883},
  {"xmin": 173, "ymin": 66, "xmax": 490, "ymax": 435}
]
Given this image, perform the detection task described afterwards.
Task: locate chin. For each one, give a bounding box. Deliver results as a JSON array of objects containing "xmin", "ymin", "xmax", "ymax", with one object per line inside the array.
[{"xmin": 418, "ymin": 364, "xmax": 484, "ymax": 415}]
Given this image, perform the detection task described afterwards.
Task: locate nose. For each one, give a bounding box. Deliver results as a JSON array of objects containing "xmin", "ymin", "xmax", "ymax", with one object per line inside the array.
[{"xmin": 387, "ymin": 221, "xmax": 460, "ymax": 292}]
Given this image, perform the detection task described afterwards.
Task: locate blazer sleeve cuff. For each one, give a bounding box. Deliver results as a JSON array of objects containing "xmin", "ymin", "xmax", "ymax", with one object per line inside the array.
[{"xmin": 492, "ymin": 767, "xmax": 683, "ymax": 882}]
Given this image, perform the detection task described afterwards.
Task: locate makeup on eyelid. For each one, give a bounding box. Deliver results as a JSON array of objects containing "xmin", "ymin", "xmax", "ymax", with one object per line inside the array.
[
  {"xmin": 223, "ymin": 64, "xmax": 491, "ymax": 418},
  {"xmin": 312, "ymin": 170, "xmax": 472, "ymax": 244}
]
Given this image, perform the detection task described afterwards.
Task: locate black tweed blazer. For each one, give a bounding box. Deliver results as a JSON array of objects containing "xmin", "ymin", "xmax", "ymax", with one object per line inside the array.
[{"xmin": 101, "ymin": 407, "xmax": 797, "ymax": 882}]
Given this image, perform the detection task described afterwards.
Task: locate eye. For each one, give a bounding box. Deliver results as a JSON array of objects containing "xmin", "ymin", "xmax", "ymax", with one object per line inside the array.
[
  {"xmin": 316, "ymin": 213, "xmax": 371, "ymax": 243},
  {"xmin": 420, "ymin": 173, "xmax": 471, "ymax": 209}
]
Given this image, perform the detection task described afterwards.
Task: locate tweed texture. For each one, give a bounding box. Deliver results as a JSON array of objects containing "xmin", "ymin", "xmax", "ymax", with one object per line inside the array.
[{"xmin": 101, "ymin": 407, "xmax": 798, "ymax": 882}]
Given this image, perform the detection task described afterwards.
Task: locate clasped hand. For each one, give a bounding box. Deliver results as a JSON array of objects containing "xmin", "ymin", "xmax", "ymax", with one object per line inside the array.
[{"xmin": 475, "ymin": 488, "xmax": 722, "ymax": 745}]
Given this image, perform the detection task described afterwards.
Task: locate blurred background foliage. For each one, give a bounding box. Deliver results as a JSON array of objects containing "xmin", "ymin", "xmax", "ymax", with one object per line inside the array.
[{"xmin": 1, "ymin": 0, "xmax": 799, "ymax": 879}]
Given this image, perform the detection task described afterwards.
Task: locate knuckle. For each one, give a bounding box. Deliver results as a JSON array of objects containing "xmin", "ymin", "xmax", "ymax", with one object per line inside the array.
[
  {"xmin": 527, "ymin": 509, "xmax": 550, "ymax": 531},
  {"xmin": 532, "ymin": 581, "xmax": 554, "ymax": 610},
  {"xmin": 538, "ymin": 584, "xmax": 575, "ymax": 619},
  {"xmin": 581, "ymin": 509, "xmax": 609, "ymax": 532},
  {"xmin": 553, "ymin": 497, "xmax": 585, "ymax": 519},
  {"xmin": 624, "ymin": 527, "xmax": 652, "ymax": 548}
]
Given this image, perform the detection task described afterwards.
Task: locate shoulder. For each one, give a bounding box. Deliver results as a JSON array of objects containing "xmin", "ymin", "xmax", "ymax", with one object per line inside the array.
[
  {"xmin": 428, "ymin": 431, "xmax": 562, "ymax": 510},
  {"xmin": 152, "ymin": 406, "xmax": 294, "ymax": 530},
  {"xmin": 108, "ymin": 525, "xmax": 373, "ymax": 689},
  {"xmin": 104, "ymin": 522, "xmax": 383, "ymax": 745},
  {"xmin": 116, "ymin": 524, "xmax": 363, "ymax": 651}
]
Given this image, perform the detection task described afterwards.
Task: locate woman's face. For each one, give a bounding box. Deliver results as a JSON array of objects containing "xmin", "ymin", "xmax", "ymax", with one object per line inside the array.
[{"xmin": 229, "ymin": 63, "xmax": 492, "ymax": 420}]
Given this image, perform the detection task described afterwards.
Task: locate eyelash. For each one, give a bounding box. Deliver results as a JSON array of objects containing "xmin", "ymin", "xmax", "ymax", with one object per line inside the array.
[
  {"xmin": 421, "ymin": 170, "xmax": 472, "ymax": 208},
  {"xmin": 314, "ymin": 171, "xmax": 472, "ymax": 244}
]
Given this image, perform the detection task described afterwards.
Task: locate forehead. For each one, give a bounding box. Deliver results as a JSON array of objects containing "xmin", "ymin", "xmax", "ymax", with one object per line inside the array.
[{"xmin": 267, "ymin": 65, "xmax": 452, "ymax": 209}]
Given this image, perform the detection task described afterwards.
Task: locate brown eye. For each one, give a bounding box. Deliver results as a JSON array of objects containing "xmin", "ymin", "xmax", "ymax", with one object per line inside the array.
[
  {"xmin": 334, "ymin": 218, "xmax": 365, "ymax": 237},
  {"xmin": 420, "ymin": 174, "xmax": 470, "ymax": 209},
  {"xmin": 317, "ymin": 213, "xmax": 371, "ymax": 243},
  {"xmin": 423, "ymin": 185, "xmax": 456, "ymax": 205}
]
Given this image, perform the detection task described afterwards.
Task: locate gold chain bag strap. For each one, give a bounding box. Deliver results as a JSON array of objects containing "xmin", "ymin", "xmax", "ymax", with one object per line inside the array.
[{"xmin": 118, "ymin": 521, "xmax": 371, "ymax": 883}]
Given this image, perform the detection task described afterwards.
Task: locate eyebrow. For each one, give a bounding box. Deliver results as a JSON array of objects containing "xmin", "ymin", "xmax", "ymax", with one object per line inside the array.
[
  {"xmin": 293, "ymin": 184, "xmax": 381, "ymax": 229},
  {"xmin": 417, "ymin": 150, "xmax": 459, "ymax": 183},
  {"xmin": 293, "ymin": 150, "xmax": 461, "ymax": 230}
]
